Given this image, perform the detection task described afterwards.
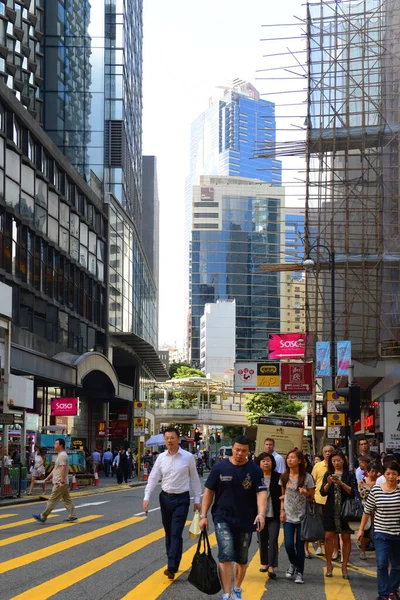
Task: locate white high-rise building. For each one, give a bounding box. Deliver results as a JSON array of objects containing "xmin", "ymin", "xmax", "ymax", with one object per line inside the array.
[{"xmin": 200, "ymin": 300, "xmax": 236, "ymax": 377}]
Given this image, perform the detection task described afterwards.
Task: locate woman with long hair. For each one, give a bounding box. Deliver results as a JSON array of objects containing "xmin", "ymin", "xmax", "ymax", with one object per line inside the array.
[
  {"xmin": 27, "ymin": 445, "xmax": 46, "ymax": 495},
  {"xmin": 280, "ymin": 449, "xmax": 315, "ymax": 585},
  {"xmin": 320, "ymin": 450, "xmax": 357, "ymax": 578},
  {"xmin": 358, "ymin": 460, "xmax": 379, "ymax": 559},
  {"xmin": 255, "ymin": 452, "xmax": 281, "ymax": 579},
  {"xmin": 357, "ymin": 460, "xmax": 400, "ymax": 600}
]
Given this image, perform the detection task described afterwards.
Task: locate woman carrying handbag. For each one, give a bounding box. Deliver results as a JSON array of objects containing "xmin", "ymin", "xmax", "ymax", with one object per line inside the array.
[
  {"xmin": 255, "ymin": 452, "xmax": 281, "ymax": 579},
  {"xmin": 320, "ymin": 450, "xmax": 357, "ymax": 578}
]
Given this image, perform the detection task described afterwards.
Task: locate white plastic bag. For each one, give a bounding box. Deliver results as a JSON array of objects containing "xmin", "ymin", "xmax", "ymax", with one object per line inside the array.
[{"xmin": 189, "ymin": 510, "xmax": 201, "ymax": 539}]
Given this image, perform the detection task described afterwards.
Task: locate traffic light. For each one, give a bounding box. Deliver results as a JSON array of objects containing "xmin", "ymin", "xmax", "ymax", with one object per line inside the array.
[
  {"xmin": 194, "ymin": 428, "xmax": 200, "ymax": 443},
  {"xmin": 336, "ymin": 384, "xmax": 361, "ymax": 422},
  {"xmin": 216, "ymin": 431, "xmax": 221, "ymax": 443}
]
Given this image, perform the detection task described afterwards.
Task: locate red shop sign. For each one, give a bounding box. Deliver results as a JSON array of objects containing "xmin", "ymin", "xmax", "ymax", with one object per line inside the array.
[
  {"xmin": 97, "ymin": 421, "xmax": 107, "ymax": 437},
  {"xmin": 280, "ymin": 362, "xmax": 313, "ymax": 393},
  {"xmin": 364, "ymin": 414, "xmax": 374, "ymax": 432},
  {"xmin": 268, "ymin": 333, "xmax": 306, "ymax": 359},
  {"xmin": 50, "ymin": 397, "xmax": 78, "ymax": 417}
]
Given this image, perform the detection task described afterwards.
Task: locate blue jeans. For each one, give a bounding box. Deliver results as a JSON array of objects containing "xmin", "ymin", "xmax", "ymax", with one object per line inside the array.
[
  {"xmin": 374, "ymin": 532, "xmax": 400, "ymax": 597},
  {"xmin": 159, "ymin": 491, "xmax": 190, "ymax": 572},
  {"xmin": 283, "ymin": 522, "xmax": 305, "ymax": 575},
  {"xmin": 214, "ymin": 520, "xmax": 252, "ymax": 564},
  {"xmin": 103, "ymin": 460, "xmax": 112, "ymax": 477}
]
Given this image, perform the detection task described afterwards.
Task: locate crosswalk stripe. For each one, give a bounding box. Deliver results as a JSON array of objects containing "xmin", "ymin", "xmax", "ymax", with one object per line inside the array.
[
  {"xmin": 0, "ymin": 514, "xmax": 57, "ymax": 530},
  {"xmin": 243, "ymin": 529, "xmax": 285, "ymax": 598},
  {"xmin": 10, "ymin": 524, "xmax": 169, "ymax": 600},
  {"xmin": 121, "ymin": 532, "xmax": 218, "ymax": 599},
  {"xmin": 0, "ymin": 514, "xmax": 17, "ymax": 520},
  {"xmin": 0, "ymin": 515, "xmax": 100, "ymax": 550},
  {"xmin": 310, "ymin": 546, "xmax": 376, "ymax": 577},
  {"xmin": 323, "ymin": 565, "xmax": 357, "ymax": 599}
]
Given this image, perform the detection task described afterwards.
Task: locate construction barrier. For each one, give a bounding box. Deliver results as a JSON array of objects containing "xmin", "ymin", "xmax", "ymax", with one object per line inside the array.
[
  {"xmin": 71, "ymin": 473, "xmax": 79, "ymax": 490},
  {"xmin": 94, "ymin": 467, "xmax": 100, "ymax": 486},
  {"xmin": 142, "ymin": 465, "xmax": 148, "ymax": 481}
]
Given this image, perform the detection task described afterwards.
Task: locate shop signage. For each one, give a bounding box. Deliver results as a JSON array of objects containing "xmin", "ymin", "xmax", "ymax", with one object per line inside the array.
[
  {"xmin": 289, "ymin": 393, "xmax": 312, "ymax": 401},
  {"xmin": 281, "ymin": 363, "xmax": 312, "ymax": 393},
  {"xmin": 268, "ymin": 333, "xmax": 306, "ymax": 359},
  {"xmin": 307, "ymin": 414, "xmax": 324, "ymax": 427},
  {"xmin": 0, "ymin": 413, "xmax": 14, "ymax": 425},
  {"xmin": 97, "ymin": 421, "xmax": 106, "ymax": 437},
  {"xmin": 50, "ymin": 397, "xmax": 78, "ymax": 417},
  {"xmin": 364, "ymin": 414, "xmax": 374, "ymax": 432},
  {"xmin": 71, "ymin": 438, "xmax": 86, "ymax": 449},
  {"xmin": 234, "ymin": 362, "xmax": 280, "ymax": 393}
]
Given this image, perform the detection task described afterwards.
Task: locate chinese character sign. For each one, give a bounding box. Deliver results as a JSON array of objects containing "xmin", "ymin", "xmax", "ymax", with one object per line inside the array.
[{"xmin": 316, "ymin": 342, "xmax": 331, "ymax": 377}]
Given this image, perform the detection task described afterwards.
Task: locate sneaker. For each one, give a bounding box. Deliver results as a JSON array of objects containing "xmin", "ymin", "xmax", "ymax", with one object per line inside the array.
[
  {"xmin": 316, "ymin": 547, "xmax": 323, "ymax": 556},
  {"xmin": 32, "ymin": 514, "xmax": 46, "ymax": 523},
  {"xmin": 231, "ymin": 589, "xmax": 243, "ymax": 600},
  {"xmin": 286, "ymin": 564, "xmax": 296, "ymax": 578},
  {"xmin": 360, "ymin": 551, "xmax": 367, "ymax": 560},
  {"xmin": 295, "ymin": 573, "xmax": 304, "ymax": 584},
  {"xmin": 63, "ymin": 516, "xmax": 78, "ymax": 522}
]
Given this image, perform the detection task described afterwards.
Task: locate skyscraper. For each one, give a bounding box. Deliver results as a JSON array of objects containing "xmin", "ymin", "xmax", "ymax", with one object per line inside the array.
[{"xmin": 185, "ymin": 81, "xmax": 283, "ymax": 366}]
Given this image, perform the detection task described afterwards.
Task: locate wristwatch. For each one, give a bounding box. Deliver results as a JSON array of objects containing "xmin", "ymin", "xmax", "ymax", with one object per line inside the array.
[{"xmin": 199, "ymin": 514, "xmax": 207, "ymax": 519}]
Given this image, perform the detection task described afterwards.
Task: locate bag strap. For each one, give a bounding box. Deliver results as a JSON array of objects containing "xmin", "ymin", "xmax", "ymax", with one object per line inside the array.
[{"xmin": 196, "ymin": 529, "xmax": 210, "ymax": 554}]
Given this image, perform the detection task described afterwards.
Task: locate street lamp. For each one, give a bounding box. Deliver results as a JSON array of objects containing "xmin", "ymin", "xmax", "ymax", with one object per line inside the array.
[{"xmin": 303, "ymin": 242, "xmax": 336, "ymax": 456}]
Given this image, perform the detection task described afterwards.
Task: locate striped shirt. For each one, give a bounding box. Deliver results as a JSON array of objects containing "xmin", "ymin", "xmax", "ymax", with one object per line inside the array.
[{"xmin": 364, "ymin": 484, "xmax": 400, "ymax": 535}]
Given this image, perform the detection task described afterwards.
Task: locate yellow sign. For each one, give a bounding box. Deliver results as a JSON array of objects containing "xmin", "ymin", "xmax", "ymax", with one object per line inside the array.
[
  {"xmin": 134, "ymin": 401, "xmax": 146, "ymax": 409},
  {"xmin": 133, "ymin": 417, "xmax": 145, "ymax": 427},
  {"xmin": 327, "ymin": 413, "xmax": 345, "ymax": 426},
  {"xmin": 326, "ymin": 391, "xmax": 345, "ymax": 402},
  {"xmin": 256, "ymin": 376, "xmax": 280, "ymax": 389}
]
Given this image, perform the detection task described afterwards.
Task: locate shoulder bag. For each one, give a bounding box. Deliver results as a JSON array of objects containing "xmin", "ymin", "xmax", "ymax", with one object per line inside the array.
[
  {"xmin": 188, "ymin": 530, "xmax": 221, "ymax": 595},
  {"xmin": 300, "ymin": 501, "xmax": 325, "ymax": 542}
]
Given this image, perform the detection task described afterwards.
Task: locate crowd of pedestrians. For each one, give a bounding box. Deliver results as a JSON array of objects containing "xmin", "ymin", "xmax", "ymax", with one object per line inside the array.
[{"xmin": 141, "ymin": 431, "xmax": 400, "ymax": 600}]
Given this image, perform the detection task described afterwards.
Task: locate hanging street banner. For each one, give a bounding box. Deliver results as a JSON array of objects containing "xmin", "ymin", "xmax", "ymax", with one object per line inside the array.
[
  {"xmin": 337, "ymin": 340, "xmax": 351, "ymax": 376},
  {"xmin": 316, "ymin": 341, "xmax": 331, "ymax": 377},
  {"xmin": 280, "ymin": 363, "xmax": 313, "ymax": 393},
  {"xmin": 234, "ymin": 362, "xmax": 280, "ymax": 393}
]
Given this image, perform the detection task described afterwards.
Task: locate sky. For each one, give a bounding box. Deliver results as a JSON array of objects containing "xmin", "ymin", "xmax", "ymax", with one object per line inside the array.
[{"xmin": 142, "ymin": 0, "xmax": 305, "ymax": 350}]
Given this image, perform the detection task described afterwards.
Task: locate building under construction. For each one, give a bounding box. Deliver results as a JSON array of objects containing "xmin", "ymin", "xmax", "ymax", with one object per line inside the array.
[{"xmin": 305, "ymin": 0, "xmax": 400, "ymax": 364}]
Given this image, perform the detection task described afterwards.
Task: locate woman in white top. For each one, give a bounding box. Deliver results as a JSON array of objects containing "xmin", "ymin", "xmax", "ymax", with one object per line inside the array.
[{"xmin": 27, "ymin": 446, "xmax": 46, "ymax": 495}]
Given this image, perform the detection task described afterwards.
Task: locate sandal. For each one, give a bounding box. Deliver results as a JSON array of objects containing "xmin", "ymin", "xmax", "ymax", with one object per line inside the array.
[
  {"xmin": 259, "ymin": 567, "xmax": 268, "ymax": 572},
  {"xmin": 268, "ymin": 570, "xmax": 277, "ymax": 579}
]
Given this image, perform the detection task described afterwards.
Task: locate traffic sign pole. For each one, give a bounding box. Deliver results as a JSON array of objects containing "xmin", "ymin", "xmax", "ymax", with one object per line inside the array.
[{"xmin": 0, "ymin": 313, "xmax": 11, "ymax": 498}]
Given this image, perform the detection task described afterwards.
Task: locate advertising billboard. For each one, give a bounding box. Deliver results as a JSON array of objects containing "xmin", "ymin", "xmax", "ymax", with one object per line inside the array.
[
  {"xmin": 50, "ymin": 397, "xmax": 78, "ymax": 417},
  {"xmin": 280, "ymin": 363, "xmax": 313, "ymax": 393},
  {"xmin": 234, "ymin": 362, "xmax": 280, "ymax": 393},
  {"xmin": 255, "ymin": 415, "xmax": 304, "ymax": 456},
  {"xmin": 268, "ymin": 333, "xmax": 306, "ymax": 359}
]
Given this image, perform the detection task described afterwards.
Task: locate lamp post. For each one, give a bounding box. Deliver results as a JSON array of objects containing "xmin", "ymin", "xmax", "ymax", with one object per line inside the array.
[{"xmin": 303, "ymin": 243, "xmax": 336, "ymax": 455}]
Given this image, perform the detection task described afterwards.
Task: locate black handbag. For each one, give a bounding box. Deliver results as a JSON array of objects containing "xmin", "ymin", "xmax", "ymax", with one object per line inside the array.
[
  {"xmin": 300, "ymin": 502, "xmax": 325, "ymax": 542},
  {"xmin": 188, "ymin": 530, "xmax": 221, "ymax": 595},
  {"xmin": 341, "ymin": 489, "xmax": 364, "ymax": 521}
]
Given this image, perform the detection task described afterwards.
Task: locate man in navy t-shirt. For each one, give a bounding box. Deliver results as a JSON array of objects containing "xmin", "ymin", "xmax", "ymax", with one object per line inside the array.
[{"xmin": 200, "ymin": 435, "xmax": 267, "ymax": 600}]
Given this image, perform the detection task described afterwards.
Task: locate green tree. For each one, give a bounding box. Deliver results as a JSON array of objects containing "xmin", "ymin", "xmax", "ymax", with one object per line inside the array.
[
  {"xmin": 169, "ymin": 362, "xmax": 191, "ymax": 378},
  {"xmin": 221, "ymin": 426, "xmax": 244, "ymax": 442},
  {"xmin": 245, "ymin": 393, "xmax": 302, "ymax": 426},
  {"xmin": 167, "ymin": 423, "xmax": 192, "ymax": 437},
  {"xmin": 172, "ymin": 365, "xmax": 205, "ymax": 379}
]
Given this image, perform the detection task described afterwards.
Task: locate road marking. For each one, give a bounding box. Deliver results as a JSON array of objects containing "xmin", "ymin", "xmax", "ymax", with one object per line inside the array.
[
  {"xmin": 0, "ymin": 515, "xmax": 57, "ymax": 530},
  {"xmin": 53, "ymin": 501, "xmax": 110, "ymax": 512},
  {"xmin": 1, "ymin": 515, "xmax": 144, "ymax": 575},
  {"xmin": 0, "ymin": 515, "xmax": 100, "ymax": 550},
  {"xmin": 243, "ymin": 528, "xmax": 284, "ymax": 598},
  {"xmin": 134, "ymin": 507, "xmax": 160, "ymax": 516},
  {"xmin": 0, "ymin": 514, "xmax": 17, "ymax": 519},
  {"xmin": 120, "ymin": 532, "xmax": 217, "ymax": 599},
  {"xmin": 310, "ymin": 546, "xmax": 376, "ymax": 577},
  {"xmin": 10, "ymin": 523, "xmax": 172, "ymax": 600},
  {"xmin": 323, "ymin": 565, "xmax": 357, "ymax": 599}
]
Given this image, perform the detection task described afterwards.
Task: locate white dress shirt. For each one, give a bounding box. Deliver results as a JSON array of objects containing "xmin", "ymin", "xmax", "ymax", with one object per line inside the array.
[
  {"xmin": 144, "ymin": 447, "xmax": 202, "ymax": 503},
  {"xmin": 273, "ymin": 451, "xmax": 286, "ymax": 474}
]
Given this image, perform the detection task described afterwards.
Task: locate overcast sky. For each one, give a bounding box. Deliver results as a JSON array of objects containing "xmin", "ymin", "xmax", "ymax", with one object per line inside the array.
[{"xmin": 142, "ymin": 0, "xmax": 305, "ymax": 349}]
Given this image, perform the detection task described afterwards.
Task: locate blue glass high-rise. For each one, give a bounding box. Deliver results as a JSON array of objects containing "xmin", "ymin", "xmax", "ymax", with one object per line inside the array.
[{"xmin": 186, "ymin": 80, "xmax": 283, "ymax": 366}]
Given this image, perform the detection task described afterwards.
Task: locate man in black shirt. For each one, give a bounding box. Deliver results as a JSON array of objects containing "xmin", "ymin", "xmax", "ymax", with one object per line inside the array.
[{"xmin": 200, "ymin": 435, "xmax": 267, "ymax": 600}]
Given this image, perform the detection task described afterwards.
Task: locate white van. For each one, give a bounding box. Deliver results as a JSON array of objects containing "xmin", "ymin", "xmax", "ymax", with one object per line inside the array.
[{"xmin": 218, "ymin": 446, "xmax": 233, "ymax": 460}]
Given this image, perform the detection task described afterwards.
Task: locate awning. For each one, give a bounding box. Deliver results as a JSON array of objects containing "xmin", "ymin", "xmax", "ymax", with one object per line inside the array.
[{"xmin": 111, "ymin": 332, "xmax": 169, "ymax": 381}]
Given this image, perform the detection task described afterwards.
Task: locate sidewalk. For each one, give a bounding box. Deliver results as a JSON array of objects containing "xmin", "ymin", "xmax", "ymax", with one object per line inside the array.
[{"xmin": 0, "ymin": 476, "xmax": 146, "ymax": 507}]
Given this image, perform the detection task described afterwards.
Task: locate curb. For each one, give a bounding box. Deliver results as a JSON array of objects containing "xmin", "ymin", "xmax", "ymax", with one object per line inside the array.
[{"xmin": 0, "ymin": 480, "xmax": 146, "ymax": 507}]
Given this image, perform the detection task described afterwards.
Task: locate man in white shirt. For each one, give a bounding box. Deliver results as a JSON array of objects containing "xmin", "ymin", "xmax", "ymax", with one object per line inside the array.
[
  {"xmin": 143, "ymin": 427, "xmax": 202, "ymax": 580},
  {"xmin": 264, "ymin": 438, "xmax": 286, "ymax": 474}
]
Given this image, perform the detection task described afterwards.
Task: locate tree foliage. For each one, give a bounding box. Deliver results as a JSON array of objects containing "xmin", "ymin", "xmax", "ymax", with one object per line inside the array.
[
  {"xmin": 167, "ymin": 423, "xmax": 192, "ymax": 436},
  {"xmin": 221, "ymin": 426, "xmax": 244, "ymax": 442},
  {"xmin": 169, "ymin": 362, "xmax": 191, "ymax": 378},
  {"xmin": 245, "ymin": 393, "xmax": 302, "ymax": 426},
  {"xmin": 172, "ymin": 365, "xmax": 205, "ymax": 379}
]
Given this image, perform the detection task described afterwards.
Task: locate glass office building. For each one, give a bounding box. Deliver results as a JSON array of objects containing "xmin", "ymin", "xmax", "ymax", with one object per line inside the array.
[
  {"xmin": 186, "ymin": 81, "xmax": 283, "ymax": 364},
  {"xmin": 42, "ymin": 0, "xmax": 143, "ymax": 227},
  {"xmin": 190, "ymin": 176, "xmax": 284, "ymax": 364}
]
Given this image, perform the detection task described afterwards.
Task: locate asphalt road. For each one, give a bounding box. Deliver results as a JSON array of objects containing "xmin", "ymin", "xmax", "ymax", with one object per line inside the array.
[{"xmin": 0, "ymin": 479, "xmax": 379, "ymax": 600}]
